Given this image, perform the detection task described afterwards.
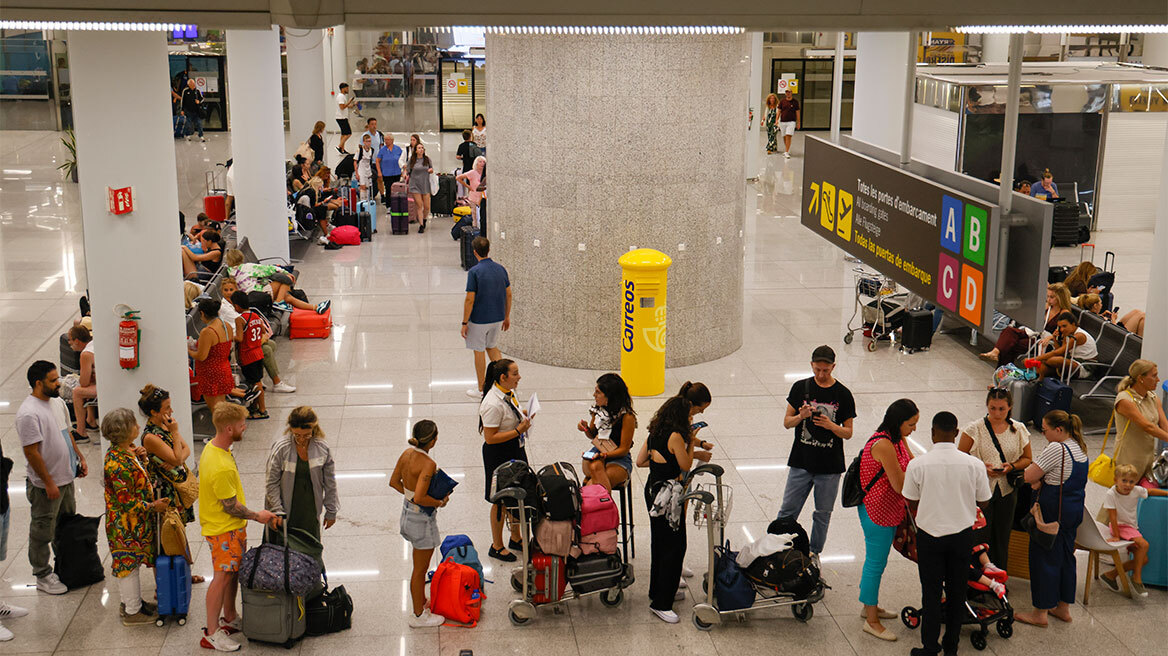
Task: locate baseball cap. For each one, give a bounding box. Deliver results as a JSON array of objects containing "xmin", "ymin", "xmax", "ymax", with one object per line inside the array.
[{"xmin": 811, "ymin": 345, "xmax": 836, "ymax": 364}]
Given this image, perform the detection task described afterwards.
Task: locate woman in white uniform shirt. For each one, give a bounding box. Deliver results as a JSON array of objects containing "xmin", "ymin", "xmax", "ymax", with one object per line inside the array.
[{"xmin": 479, "ymin": 358, "xmax": 531, "ymax": 562}]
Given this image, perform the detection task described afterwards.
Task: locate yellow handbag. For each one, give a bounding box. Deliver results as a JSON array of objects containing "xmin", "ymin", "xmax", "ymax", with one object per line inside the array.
[
  {"xmin": 159, "ymin": 507, "xmax": 190, "ymax": 558},
  {"xmin": 1088, "ymin": 393, "xmax": 1132, "ymax": 488},
  {"xmin": 160, "ymin": 465, "xmax": 199, "ymax": 509}
]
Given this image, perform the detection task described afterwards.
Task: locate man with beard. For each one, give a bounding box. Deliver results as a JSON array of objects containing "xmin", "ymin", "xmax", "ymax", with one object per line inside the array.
[
  {"xmin": 17, "ymin": 360, "xmax": 88, "ymax": 596},
  {"xmin": 197, "ymin": 403, "xmax": 279, "ymax": 652}
]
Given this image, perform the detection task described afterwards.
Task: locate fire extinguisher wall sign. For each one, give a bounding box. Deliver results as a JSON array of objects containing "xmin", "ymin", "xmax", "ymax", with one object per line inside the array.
[{"xmin": 119, "ymin": 311, "xmax": 141, "ymax": 370}]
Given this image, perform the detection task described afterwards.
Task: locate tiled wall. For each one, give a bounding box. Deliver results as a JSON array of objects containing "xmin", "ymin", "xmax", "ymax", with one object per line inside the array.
[{"xmin": 486, "ymin": 33, "xmax": 749, "ymax": 368}]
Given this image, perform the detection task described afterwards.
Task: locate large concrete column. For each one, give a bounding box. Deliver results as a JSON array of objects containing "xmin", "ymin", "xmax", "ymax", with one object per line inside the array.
[
  {"xmin": 746, "ymin": 31, "xmax": 764, "ymax": 179},
  {"xmin": 1144, "ymin": 34, "xmax": 1168, "ymax": 67},
  {"xmin": 68, "ymin": 30, "xmax": 192, "ymax": 445},
  {"xmin": 226, "ymin": 28, "xmax": 290, "ymax": 261},
  {"xmin": 285, "ymin": 28, "xmax": 327, "ymax": 142},
  {"xmin": 488, "ymin": 32, "xmax": 749, "ymax": 368},
  {"xmin": 853, "ymin": 31, "xmax": 913, "ymax": 153},
  {"xmin": 1143, "ymin": 137, "xmax": 1168, "ymax": 368},
  {"xmin": 981, "ymin": 33, "xmax": 1011, "ymax": 63}
]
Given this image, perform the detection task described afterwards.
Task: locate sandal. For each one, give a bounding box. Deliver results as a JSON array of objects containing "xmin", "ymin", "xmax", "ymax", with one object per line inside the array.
[
  {"xmin": 247, "ymin": 411, "xmax": 270, "ymax": 420},
  {"xmin": 191, "ymin": 574, "xmax": 205, "ymax": 584}
]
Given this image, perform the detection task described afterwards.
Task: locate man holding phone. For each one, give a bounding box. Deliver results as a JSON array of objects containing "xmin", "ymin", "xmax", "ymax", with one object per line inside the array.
[{"xmin": 775, "ymin": 345, "xmax": 855, "ymax": 568}]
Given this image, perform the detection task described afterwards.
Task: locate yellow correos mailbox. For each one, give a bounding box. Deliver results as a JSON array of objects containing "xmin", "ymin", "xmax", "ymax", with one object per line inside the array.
[{"xmin": 619, "ymin": 248, "xmax": 672, "ymax": 397}]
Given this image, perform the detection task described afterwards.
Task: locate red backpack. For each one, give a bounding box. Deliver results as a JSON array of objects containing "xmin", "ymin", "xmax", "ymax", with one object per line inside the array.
[
  {"xmin": 429, "ymin": 558, "xmax": 483, "ymax": 627},
  {"xmin": 328, "ymin": 225, "xmax": 361, "ymax": 246}
]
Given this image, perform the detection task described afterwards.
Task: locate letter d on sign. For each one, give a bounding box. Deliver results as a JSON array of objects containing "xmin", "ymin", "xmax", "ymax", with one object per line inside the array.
[{"xmin": 958, "ymin": 264, "xmax": 984, "ymax": 326}]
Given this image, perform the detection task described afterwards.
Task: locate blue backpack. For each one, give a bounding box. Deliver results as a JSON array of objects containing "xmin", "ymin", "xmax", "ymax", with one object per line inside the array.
[
  {"xmin": 714, "ymin": 541, "xmax": 756, "ymax": 611},
  {"xmin": 439, "ymin": 535, "xmax": 488, "ymax": 584}
]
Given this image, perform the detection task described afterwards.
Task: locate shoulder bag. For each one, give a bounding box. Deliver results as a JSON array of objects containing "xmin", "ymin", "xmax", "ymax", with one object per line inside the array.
[
  {"xmin": 1088, "ymin": 391, "xmax": 1134, "ymax": 488},
  {"xmin": 841, "ymin": 434, "xmax": 887, "ymax": 508},
  {"xmin": 982, "ymin": 417, "xmax": 1025, "ymax": 489},
  {"xmin": 1022, "ymin": 442, "xmax": 1068, "ymax": 551}
]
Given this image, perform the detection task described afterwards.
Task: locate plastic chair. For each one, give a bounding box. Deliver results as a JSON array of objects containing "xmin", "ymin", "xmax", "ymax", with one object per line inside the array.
[{"xmin": 1074, "ymin": 507, "xmax": 1133, "ymax": 603}]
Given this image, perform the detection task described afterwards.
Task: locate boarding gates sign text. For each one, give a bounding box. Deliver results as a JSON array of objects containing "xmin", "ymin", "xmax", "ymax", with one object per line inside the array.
[{"xmin": 800, "ymin": 137, "xmax": 997, "ymax": 332}]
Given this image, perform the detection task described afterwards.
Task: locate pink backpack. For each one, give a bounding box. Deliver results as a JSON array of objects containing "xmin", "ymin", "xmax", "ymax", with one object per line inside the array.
[
  {"xmin": 576, "ymin": 529, "xmax": 618, "ymax": 555},
  {"xmin": 579, "ymin": 484, "xmax": 619, "ymax": 536},
  {"xmin": 328, "ymin": 225, "xmax": 361, "ymax": 245}
]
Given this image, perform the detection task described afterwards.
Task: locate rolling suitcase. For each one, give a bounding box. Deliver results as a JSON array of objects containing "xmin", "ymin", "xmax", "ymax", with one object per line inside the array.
[
  {"xmin": 530, "ymin": 551, "xmax": 567, "ymax": 604},
  {"xmin": 332, "ymin": 211, "xmax": 358, "ymax": 228},
  {"xmin": 357, "ymin": 208, "xmax": 373, "ymax": 242},
  {"xmin": 289, "ymin": 307, "xmax": 332, "ymax": 339},
  {"xmin": 1032, "ymin": 343, "xmax": 1074, "ymax": 426},
  {"xmin": 155, "ymin": 554, "xmax": 191, "ymax": 626},
  {"xmin": 566, "ymin": 553, "xmax": 624, "ymax": 594},
  {"xmin": 900, "ymin": 308, "xmax": 933, "ymax": 353},
  {"xmin": 241, "ymin": 508, "xmax": 309, "ymax": 649},
  {"xmin": 203, "ymin": 194, "xmax": 227, "ymax": 223},
  {"xmin": 358, "ymin": 199, "xmax": 378, "ymax": 234},
  {"xmin": 1050, "ymin": 200, "xmax": 1081, "ymax": 247},
  {"xmin": 460, "ymin": 225, "xmax": 479, "ymax": 271},
  {"xmin": 432, "ymin": 174, "xmax": 457, "ymax": 215}
]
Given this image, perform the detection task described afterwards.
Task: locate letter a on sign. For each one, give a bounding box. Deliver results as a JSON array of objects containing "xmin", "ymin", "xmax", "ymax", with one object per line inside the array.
[
  {"xmin": 819, "ymin": 182, "xmax": 836, "ymax": 232},
  {"xmin": 940, "ymin": 195, "xmax": 962, "ymax": 255},
  {"xmin": 836, "ymin": 189, "xmax": 853, "ymax": 242}
]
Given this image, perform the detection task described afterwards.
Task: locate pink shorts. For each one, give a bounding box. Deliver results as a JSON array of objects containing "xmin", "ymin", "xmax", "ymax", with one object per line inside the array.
[{"xmin": 1109, "ymin": 524, "xmax": 1143, "ymax": 543}]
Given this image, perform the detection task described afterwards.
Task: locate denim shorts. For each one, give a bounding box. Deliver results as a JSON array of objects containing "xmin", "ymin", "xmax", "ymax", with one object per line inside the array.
[
  {"xmin": 584, "ymin": 446, "xmax": 632, "ymax": 473},
  {"xmin": 400, "ymin": 500, "xmax": 439, "ymax": 550}
]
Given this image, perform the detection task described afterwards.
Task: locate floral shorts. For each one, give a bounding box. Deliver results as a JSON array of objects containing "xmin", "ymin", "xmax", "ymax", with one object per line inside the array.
[{"xmin": 206, "ymin": 527, "xmax": 247, "ymax": 572}]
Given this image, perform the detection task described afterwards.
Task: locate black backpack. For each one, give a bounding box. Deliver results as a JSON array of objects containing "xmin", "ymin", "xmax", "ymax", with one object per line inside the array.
[
  {"xmin": 490, "ymin": 460, "xmax": 543, "ymax": 518},
  {"xmin": 306, "ymin": 584, "xmax": 354, "ymax": 636},
  {"xmin": 744, "ymin": 549, "xmax": 819, "ymax": 599},
  {"xmin": 53, "ymin": 512, "xmax": 104, "ymax": 589},
  {"xmin": 765, "ymin": 517, "xmax": 810, "ymax": 556},
  {"xmin": 537, "ymin": 462, "xmax": 581, "ymax": 521},
  {"xmin": 840, "ymin": 435, "xmax": 886, "ymax": 508}
]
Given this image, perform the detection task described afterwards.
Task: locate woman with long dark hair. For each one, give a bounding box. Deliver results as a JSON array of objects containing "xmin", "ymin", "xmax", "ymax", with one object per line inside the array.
[
  {"xmin": 636, "ymin": 381, "xmax": 713, "ymax": 624},
  {"xmin": 478, "ymin": 359, "xmax": 531, "ymax": 562},
  {"xmin": 857, "ymin": 398, "xmax": 918, "ymax": 642},
  {"xmin": 578, "ymin": 373, "xmax": 637, "ymax": 492},
  {"xmin": 404, "ymin": 143, "xmax": 434, "ymax": 233},
  {"xmin": 472, "ymin": 113, "xmax": 486, "ymax": 152}
]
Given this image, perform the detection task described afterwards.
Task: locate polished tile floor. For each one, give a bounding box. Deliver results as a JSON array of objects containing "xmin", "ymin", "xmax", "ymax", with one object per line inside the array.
[{"xmin": 0, "ymin": 129, "xmax": 1162, "ymax": 655}]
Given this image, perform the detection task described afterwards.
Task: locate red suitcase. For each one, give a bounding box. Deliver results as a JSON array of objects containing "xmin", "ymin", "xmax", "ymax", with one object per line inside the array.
[
  {"xmin": 530, "ymin": 551, "xmax": 566, "ymax": 604},
  {"xmin": 289, "ymin": 308, "xmax": 331, "ymax": 339},
  {"xmin": 204, "ymin": 194, "xmax": 227, "ymax": 223}
]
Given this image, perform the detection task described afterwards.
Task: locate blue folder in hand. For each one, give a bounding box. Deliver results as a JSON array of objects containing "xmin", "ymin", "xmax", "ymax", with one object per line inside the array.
[{"xmin": 420, "ymin": 468, "xmax": 458, "ymax": 516}]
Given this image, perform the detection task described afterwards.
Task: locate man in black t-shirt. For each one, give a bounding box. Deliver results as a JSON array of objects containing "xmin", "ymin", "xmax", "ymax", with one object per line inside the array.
[
  {"xmin": 775, "ymin": 345, "xmax": 856, "ymax": 564},
  {"xmin": 778, "ymin": 88, "xmax": 801, "ymax": 158},
  {"xmin": 455, "ymin": 129, "xmax": 482, "ymax": 173},
  {"xmin": 180, "ymin": 79, "xmax": 205, "ymax": 142}
]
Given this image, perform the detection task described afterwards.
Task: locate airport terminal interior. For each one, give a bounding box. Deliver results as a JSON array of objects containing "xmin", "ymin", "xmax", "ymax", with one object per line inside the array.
[{"xmin": 0, "ymin": 5, "xmax": 1166, "ymax": 656}]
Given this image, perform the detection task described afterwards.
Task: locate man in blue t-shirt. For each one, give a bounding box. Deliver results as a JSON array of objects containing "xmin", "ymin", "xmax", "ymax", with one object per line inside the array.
[
  {"xmin": 461, "ymin": 237, "xmax": 511, "ymax": 398},
  {"xmin": 375, "ymin": 134, "xmax": 403, "ymax": 209}
]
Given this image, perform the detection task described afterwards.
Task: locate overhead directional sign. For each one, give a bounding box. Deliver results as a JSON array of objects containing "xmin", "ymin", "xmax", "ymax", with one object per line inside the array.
[{"xmin": 801, "ymin": 137, "xmax": 998, "ymax": 332}]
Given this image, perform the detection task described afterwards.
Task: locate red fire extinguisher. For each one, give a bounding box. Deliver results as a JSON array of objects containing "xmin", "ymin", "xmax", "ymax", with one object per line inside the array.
[{"xmin": 118, "ymin": 310, "xmax": 141, "ymax": 370}]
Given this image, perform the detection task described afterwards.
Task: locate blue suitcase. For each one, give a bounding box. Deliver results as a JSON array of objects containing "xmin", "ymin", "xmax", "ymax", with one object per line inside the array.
[
  {"xmin": 155, "ymin": 554, "xmax": 192, "ymax": 626},
  {"xmin": 1137, "ymin": 496, "xmax": 1168, "ymax": 587},
  {"xmin": 358, "ymin": 199, "xmax": 378, "ymax": 234},
  {"xmin": 1032, "ymin": 377, "xmax": 1072, "ymax": 426}
]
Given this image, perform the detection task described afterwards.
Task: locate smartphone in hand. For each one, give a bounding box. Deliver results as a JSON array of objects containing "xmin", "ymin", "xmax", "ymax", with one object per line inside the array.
[{"xmin": 691, "ymin": 421, "xmax": 708, "ymax": 430}]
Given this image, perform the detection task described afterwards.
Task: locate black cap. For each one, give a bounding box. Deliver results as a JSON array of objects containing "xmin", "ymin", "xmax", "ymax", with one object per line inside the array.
[{"xmin": 811, "ymin": 345, "xmax": 836, "ymax": 364}]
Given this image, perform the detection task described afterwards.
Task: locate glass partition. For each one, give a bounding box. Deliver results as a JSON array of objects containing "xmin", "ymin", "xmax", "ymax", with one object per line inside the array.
[{"xmin": 0, "ymin": 31, "xmax": 54, "ymax": 130}]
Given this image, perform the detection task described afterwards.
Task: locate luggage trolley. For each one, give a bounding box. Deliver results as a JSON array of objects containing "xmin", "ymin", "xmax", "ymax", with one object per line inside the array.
[
  {"xmin": 491, "ymin": 472, "xmax": 633, "ymax": 626},
  {"xmin": 689, "ymin": 464, "xmax": 827, "ymax": 631},
  {"xmin": 844, "ymin": 267, "xmax": 909, "ymax": 352}
]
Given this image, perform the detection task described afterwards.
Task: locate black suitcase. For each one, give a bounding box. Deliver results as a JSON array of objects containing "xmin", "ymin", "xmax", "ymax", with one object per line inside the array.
[
  {"xmin": 389, "ymin": 195, "xmax": 409, "ymax": 234},
  {"xmin": 332, "ymin": 211, "xmax": 358, "ymax": 228},
  {"xmin": 460, "ymin": 225, "xmax": 479, "ymax": 271},
  {"xmin": 1051, "ymin": 200, "xmax": 1081, "ymax": 246},
  {"xmin": 566, "ymin": 553, "xmax": 625, "ymax": 594},
  {"xmin": 358, "ymin": 211, "xmax": 372, "ymax": 242},
  {"xmin": 432, "ymin": 174, "xmax": 457, "ymax": 215},
  {"xmin": 1048, "ymin": 265, "xmax": 1073, "ymax": 284},
  {"xmin": 900, "ymin": 308, "xmax": 933, "ymax": 353},
  {"xmin": 53, "ymin": 512, "xmax": 104, "ymax": 589}
]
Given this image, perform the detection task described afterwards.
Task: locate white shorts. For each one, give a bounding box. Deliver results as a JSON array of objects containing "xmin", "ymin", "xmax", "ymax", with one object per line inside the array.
[
  {"xmin": 779, "ymin": 121, "xmax": 797, "ymax": 137},
  {"xmin": 465, "ymin": 320, "xmax": 502, "ymax": 351}
]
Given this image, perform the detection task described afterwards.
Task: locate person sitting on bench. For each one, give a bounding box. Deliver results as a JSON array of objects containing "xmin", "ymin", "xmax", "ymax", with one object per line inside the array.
[
  {"xmin": 222, "ymin": 250, "xmax": 330, "ymax": 315},
  {"xmin": 1034, "ymin": 311, "xmax": 1097, "ymax": 380}
]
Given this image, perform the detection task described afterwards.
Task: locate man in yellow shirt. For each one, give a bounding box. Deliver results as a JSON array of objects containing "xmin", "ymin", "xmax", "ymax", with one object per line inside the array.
[{"xmin": 198, "ymin": 403, "xmax": 278, "ymax": 652}]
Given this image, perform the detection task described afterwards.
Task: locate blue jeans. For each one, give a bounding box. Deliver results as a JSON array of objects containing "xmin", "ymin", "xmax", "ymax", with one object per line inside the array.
[
  {"xmin": 776, "ymin": 468, "xmax": 841, "ymax": 554},
  {"xmin": 186, "ymin": 113, "xmax": 204, "ymax": 137},
  {"xmin": 0, "ymin": 506, "xmax": 9, "ymax": 561},
  {"xmin": 858, "ymin": 503, "xmax": 896, "ymax": 606}
]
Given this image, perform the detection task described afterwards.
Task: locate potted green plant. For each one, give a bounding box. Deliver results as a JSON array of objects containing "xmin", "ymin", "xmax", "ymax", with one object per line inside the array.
[{"xmin": 58, "ymin": 129, "xmax": 78, "ymax": 182}]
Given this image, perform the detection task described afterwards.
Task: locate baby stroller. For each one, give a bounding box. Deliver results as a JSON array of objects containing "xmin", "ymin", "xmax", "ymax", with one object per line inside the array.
[
  {"xmin": 689, "ymin": 464, "xmax": 828, "ymax": 630},
  {"xmin": 899, "ymin": 520, "xmax": 1014, "ymax": 651}
]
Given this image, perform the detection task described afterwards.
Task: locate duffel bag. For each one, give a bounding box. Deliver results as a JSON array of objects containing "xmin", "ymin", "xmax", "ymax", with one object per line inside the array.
[
  {"xmin": 240, "ymin": 541, "xmax": 322, "ymax": 596},
  {"xmin": 306, "ymin": 584, "xmax": 354, "ymax": 636},
  {"xmin": 744, "ymin": 548, "xmax": 819, "ymax": 599},
  {"xmin": 537, "ymin": 462, "xmax": 581, "ymax": 521}
]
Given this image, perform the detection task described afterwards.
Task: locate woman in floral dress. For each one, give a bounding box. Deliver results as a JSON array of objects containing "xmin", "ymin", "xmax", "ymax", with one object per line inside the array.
[
  {"xmin": 103, "ymin": 408, "xmax": 170, "ymax": 626},
  {"xmin": 764, "ymin": 93, "xmax": 779, "ymax": 154}
]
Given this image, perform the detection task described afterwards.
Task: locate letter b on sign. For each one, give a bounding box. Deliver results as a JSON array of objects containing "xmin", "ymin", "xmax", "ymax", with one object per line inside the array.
[
  {"xmin": 963, "ymin": 205, "xmax": 987, "ymax": 266},
  {"xmin": 940, "ymin": 195, "xmax": 962, "ymax": 255}
]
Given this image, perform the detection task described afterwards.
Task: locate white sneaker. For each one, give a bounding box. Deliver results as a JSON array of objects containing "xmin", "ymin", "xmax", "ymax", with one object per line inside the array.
[
  {"xmin": 0, "ymin": 602, "xmax": 29, "ymax": 619},
  {"xmin": 810, "ymin": 552, "xmax": 821, "ymax": 570},
  {"xmin": 408, "ymin": 609, "xmax": 446, "ymax": 628},
  {"xmin": 651, "ymin": 607, "xmax": 680, "ymax": 623},
  {"xmin": 272, "ymin": 382, "xmax": 297, "ymax": 393},
  {"xmin": 318, "ymin": 236, "xmax": 330, "ymax": 245},
  {"xmin": 680, "ymin": 565, "xmax": 694, "ymax": 577},
  {"xmin": 200, "ymin": 627, "xmax": 241, "ymax": 651},
  {"xmin": 678, "ymin": 577, "xmax": 687, "ymax": 589},
  {"xmin": 36, "ymin": 573, "xmax": 67, "ymax": 595},
  {"xmin": 783, "ymin": 151, "xmax": 791, "ymax": 159},
  {"xmin": 465, "ymin": 388, "xmax": 481, "ymax": 399},
  {"xmin": 0, "ymin": 621, "xmax": 12, "ymax": 642}
]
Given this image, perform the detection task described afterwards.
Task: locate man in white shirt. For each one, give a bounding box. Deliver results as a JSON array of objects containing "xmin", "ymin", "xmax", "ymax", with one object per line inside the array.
[
  {"xmin": 335, "ymin": 82, "xmax": 356, "ymax": 155},
  {"xmin": 16, "ymin": 361, "xmax": 88, "ymax": 596},
  {"xmin": 901, "ymin": 412, "xmax": 991, "ymax": 656}
]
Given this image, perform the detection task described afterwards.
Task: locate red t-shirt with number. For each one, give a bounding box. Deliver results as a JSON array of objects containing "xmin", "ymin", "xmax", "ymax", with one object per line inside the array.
[{"xmin": 237, "ymin": 310, "xmax": 269, "ymax": 366}]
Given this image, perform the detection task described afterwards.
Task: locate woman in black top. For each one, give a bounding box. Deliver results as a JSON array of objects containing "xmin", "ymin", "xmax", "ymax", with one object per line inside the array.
[
  {"xmin": 636, "ymin": 381, "xmax": 713, "ymax": 624},
  {"xmin": 308, "ymin": 121, "xmax": 326, "ymax": 168}
]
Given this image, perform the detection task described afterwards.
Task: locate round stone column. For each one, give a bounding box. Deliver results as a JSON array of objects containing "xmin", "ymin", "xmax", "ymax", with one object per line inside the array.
[{"xmin": 487, "ymin": 32, "xmax": 749, "ymax": 369}]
